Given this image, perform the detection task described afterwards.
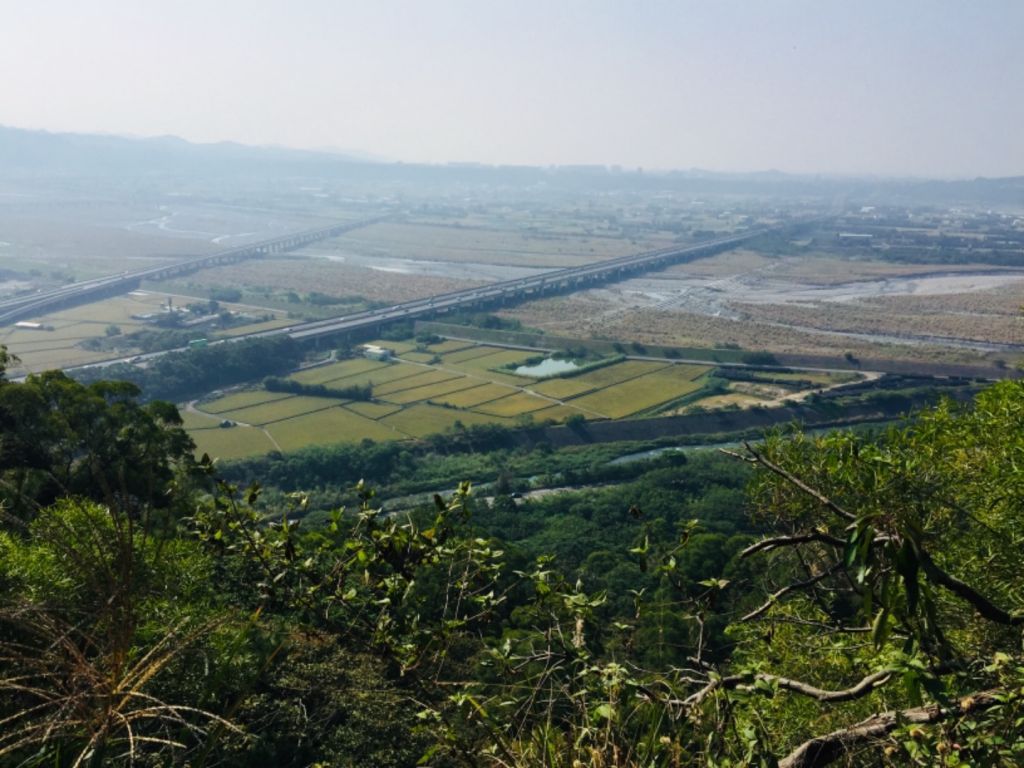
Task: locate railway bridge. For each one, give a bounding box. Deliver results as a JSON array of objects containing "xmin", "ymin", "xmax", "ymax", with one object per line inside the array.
[{"xmin": 0, "ymin": 217, "xmax": 386, "ymax": 326}]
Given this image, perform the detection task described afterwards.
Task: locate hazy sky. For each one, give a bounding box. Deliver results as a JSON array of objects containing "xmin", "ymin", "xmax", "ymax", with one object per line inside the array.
[{"xmin": 2, "ymin": 0, "xmax": 1022, "ymax": 177}]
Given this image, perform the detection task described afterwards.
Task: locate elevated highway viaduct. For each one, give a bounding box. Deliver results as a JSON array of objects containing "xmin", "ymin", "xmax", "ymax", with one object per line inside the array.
[
  {"xmin": 67, "ymin": 221, "xmax": 808, "ymax": 376},
  {"xmin": 251, "ymin": 226, "xmax": 777, "ymax": 346},
  {"xmin": 0, "ymin": 216, "xmax": 387, "ymax": 326}
]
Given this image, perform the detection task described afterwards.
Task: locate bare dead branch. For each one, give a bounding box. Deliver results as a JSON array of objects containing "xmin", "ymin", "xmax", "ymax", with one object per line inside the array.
[
  {"xmin": 743, "ymin": 669, "xmax": 892, "ymax": 703},
  {"xmin": 779, "ymin": 688, "xmax": 1003, "ymax": 768},
  {"xmin": 683, "ymin": 667, "xmax": 898, "ymax": 709},
  {"xmin": 741, "ymin": 532, "xmax": 845, "ymax": 558}
]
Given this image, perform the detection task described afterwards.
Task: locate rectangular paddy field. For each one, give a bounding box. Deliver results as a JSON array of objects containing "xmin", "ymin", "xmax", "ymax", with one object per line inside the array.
[
  {"xmin": 264, "ymin": 407, "xmax": 403, "ymax": 451},
  {"xmin": 178, "ymin": 410, "xmax": 225, "ymax": 430},
  {"xmin": 179, "ymin": 345, "xmax": 747, "ymax": 458},
  {"xmin": 567, "ymin": 360, "xmax": 670, "ymax": 389},
  {"xmin": 427, "ymin": 339, "xmax": 476, "ymax": 354},
  {"xmin": 433, "ymin": 383, "xmax": 516, "ymax": 408},
  {"xmin": 342, "ymin": 400, "xmax": 404, "ymax": 419},
  {"xmin": 399, "ymin": 351, "xmax": 439, "ymax": 363},
  {"xmin": 191, "ymin": 425, "xmax": 279, "ymax": 461},
  {"xmin": 199, "ymin": 390, "xmax": 290, "ymax": 414},
  {"xmin": 473, "ymin": 391, "xmax": 558, "ymax": 417},
  {"xmin": 437, "ymin": 349, "xmax": 540, "ymax": 384},
  {"xmin": 529, "ymin": 377, "xmax": 597, "ymax": 399},
  {"xmin": 217, "ymin": 396, "xmax": 341, "ymax": 426},
  {"xmin": 289, "ymin": 358, "xmax": 389, "ymax": 385},
  {"xmin": 374, "ymin": 368, "xmax": 460, "ymax": 396},
  {"xmin": 568, "ymin": 365, "xmax": 711, "ymax": 418},
  {"xmin": 439, "ymin": 345, "xmax": 509, "ymax": 364},
  {"xmin": 380, "ymin": 403, "xmax": 512, "ymax": 438},
  {"xmin": 332, "ymin": 362, "xmax": 429, "ymax": 389},
  {"xmin": 381, "ymin": 377, "xmax": 482, "ymax": 405}
]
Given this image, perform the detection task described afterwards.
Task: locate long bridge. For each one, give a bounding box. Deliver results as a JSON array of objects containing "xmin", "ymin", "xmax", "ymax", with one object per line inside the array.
[
  {"xmin": 241, "ymin": 226, "xmax": 771, "ymax": 345},
  {"xmin": 67, "ymin": 222, "xmax": 789, "ymax": 375},
  {"xmin": 0, "ymin": 217, "xmax": 386, "ymax": 326}
]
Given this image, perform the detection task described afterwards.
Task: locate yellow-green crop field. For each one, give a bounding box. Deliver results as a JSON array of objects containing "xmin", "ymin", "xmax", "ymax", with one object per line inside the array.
[
  {"xmin": 220, "ymin": 396, "xmax": 338, "ymax": 426},
  {"xmin": 265, "ymin": 407, "xmax": 402, "ymax": 451},
  {"xmin": 374, "ymin": 368, "xmax": 459, "ymax": 396},
  {"xmin": 199, "ymin": 390, "xmax": 289, "ymax": 414},
  {"xmin": 343, "ymin": 401, "xmax": 404, "ymax": 419},
  {"xmin": 184, "ymin": 341, "xmax": 837, "ymax": 460},
  {"xmin": 191, "ymin": 426, "xmax": 278, "ymax": 460},
  {"xmin": 383, "ymin": 377, "xmax": 482, "ymax": 405},
  {"xmin": 433, "ymin": 383, "xmax": 515, "ymax": 408},
  {"xmin": 474, "ymin": 392, "xmax": 559, "ymax": 417},
  {"xmin": 178, "ymin": 410, "xmax": 224, "ymax": 430},
  {"xmin": 290, "ymin": 358, "xmax": 388, "ymax": 385},
  {"xmin": 570, "ymin": 371, "xmax": 707, "ymax": 418},
  {"xmin": 568, "ymin": 360, "xmax": 669, "ymax": 389},
  {"xmin": 380, "ymin": 403, "xmax": 511, "ymax": 438},
  {"xmin": 400, "ymin": 351, "xmax": 438, "ymax": 363},
  {"xmin": 427, "ymin": 339, "xmax": 475, "ymax": 354},
  {"xmin": 339, "ymin": 362, "xmax": 428, "ymax": 389},
  {"xmin": 529, "ymin": 377, "xmax": 596, "ymax": 399},
  {"xmin": 440, "ymin": 345, "xmax": 505, "ymax": 364}
]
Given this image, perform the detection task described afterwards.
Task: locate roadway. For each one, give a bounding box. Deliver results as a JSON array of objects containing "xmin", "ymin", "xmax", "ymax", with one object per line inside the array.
[
  {"xmin": 70, "ymin": 225, "xmax": 773, "ymax": 373},
  {"xmin": 0, "ymin": 216, "xmax": 388, "ymax": 326}
]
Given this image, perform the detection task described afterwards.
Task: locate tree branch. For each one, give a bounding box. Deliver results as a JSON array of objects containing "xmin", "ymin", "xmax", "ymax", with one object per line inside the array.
[
  {"xmin": 741, "ymin": 532, "xmax": 845, "ymax": 558},
  {"xmin": 741, "ymin": 561, "xmax": 844, "ymax": 622},
  {"xmin": 747, "ymin": 669, "xmax": 892, "ymax": 703},
  {"xmin": 779, "ymin": 689, "xmax": 1003, "ymax": 768},
  {"xmin": 918, "ymin": 549, "xmax": 1024, "ymax": 626},
  {"xmin": 727, "ymin": 442, "xmax": 857, "ymax": 522},
  {"xmin": 683, "ymin": 667, "xmax": 896, "ymax": 709}
]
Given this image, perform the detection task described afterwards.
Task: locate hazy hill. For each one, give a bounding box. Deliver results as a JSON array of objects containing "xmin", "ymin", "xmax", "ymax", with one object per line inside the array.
[{"xmin": 1, "ymin": 124, "xmax": 1021, "ymax": 207}]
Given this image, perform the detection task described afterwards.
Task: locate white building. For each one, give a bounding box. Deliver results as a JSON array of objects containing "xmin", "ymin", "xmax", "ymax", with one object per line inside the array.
[{"xmin": 361, "ymin": 344, "xmax": 394, "ymax": 361}]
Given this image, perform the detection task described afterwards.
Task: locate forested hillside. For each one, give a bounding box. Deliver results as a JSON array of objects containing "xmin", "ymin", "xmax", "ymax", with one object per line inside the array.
[{"xmin": 1, "ymin": 343, "xmax": 1022, "ymax": 767}]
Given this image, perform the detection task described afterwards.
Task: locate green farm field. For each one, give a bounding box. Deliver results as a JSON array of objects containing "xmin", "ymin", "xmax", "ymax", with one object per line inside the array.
[
  {"xmin": 199, "ymin": 389, "xmax": 289, "ymax": 414},
  {"xmin": 380, "ymin": 403, "xmax": 512, "ymax": 438},
  {"xmin": 184, "ymin": 342, "xmax": 831, "ymax": 460},
  {"xmin": 474, "ymin": 391, "xmax": 560, "ymax": 417},
  {"xmin": 191, "ymin": 425, "xmax": 278, "ymax": 461},
  {"xmin": 383, "ymin": 377, "xmax": 483, "ymax": 405},
  {"xmin": 265, "ymin": 407, "xmax": 403, "ymax": 451},
  {"xmin": 529, "ymin": 377, "xmax": 597, "ymax": 399},
  {"xmin": 217, "ymin": 396, "xmax": 339, "ymax": 426},
  {"xmin": 433, "ymin": 383, "xmax": 516, "ymax": 408},
  {"xmin": 289, "ymin": 358, "xmax": 389, "ymax": 385},
  {"xmin": 570, "ymin": 371, "xmax": 707, "ymax": 418},
  {"xmin": 374, "ymin": 368, "xmax": 460, "ymax": 396}
]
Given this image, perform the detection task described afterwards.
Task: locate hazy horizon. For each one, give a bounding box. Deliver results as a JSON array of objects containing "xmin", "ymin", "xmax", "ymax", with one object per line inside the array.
[{"xmin": 3, "ymin": 1, "xmax": 1022, "ymax": 179}]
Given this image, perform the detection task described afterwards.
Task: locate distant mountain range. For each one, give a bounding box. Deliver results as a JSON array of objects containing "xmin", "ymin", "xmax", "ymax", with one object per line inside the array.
[{"xmin": 1, "ymin": 124, "xmax": 1021, "ymax": 207}]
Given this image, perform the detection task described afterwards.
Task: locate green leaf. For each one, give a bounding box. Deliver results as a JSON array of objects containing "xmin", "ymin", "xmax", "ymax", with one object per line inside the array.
[{"xmin": 872, "ymin": 608, "xmax": 891, "ymax": 649}]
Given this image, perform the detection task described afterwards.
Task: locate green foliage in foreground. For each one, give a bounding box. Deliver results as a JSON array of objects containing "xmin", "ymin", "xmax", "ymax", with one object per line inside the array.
[{"xmin": 1, "ymin": 343, "xmax": 1023, "ymax": 767}]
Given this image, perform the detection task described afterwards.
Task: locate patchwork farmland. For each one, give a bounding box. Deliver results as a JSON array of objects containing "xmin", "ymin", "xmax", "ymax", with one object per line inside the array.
[
  {"xmin": 187, "ymin": 339, "xmax": 726, "ymax": 459},
  {"xmin": 187, "ymin": 337, "xmax": 863, "ymax": 460}
]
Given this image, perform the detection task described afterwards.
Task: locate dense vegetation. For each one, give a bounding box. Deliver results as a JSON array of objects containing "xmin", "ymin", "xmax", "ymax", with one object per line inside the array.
[
  {"xmin": 73, "ymin": 336, "xmax": 303, "ymax": 401},
  {"xmin": 263, "ymin": 375, "xmax": 373, "ymax": 401},
  {"xmin": 2, "ymin": 342, "xmax": 1023, "ymax": 766}
]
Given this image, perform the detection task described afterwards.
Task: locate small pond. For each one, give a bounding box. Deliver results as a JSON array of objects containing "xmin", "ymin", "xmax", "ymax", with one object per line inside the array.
[{"xmin": 513, "ymin": 358, "xmax": 581, "ymax": 377}]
